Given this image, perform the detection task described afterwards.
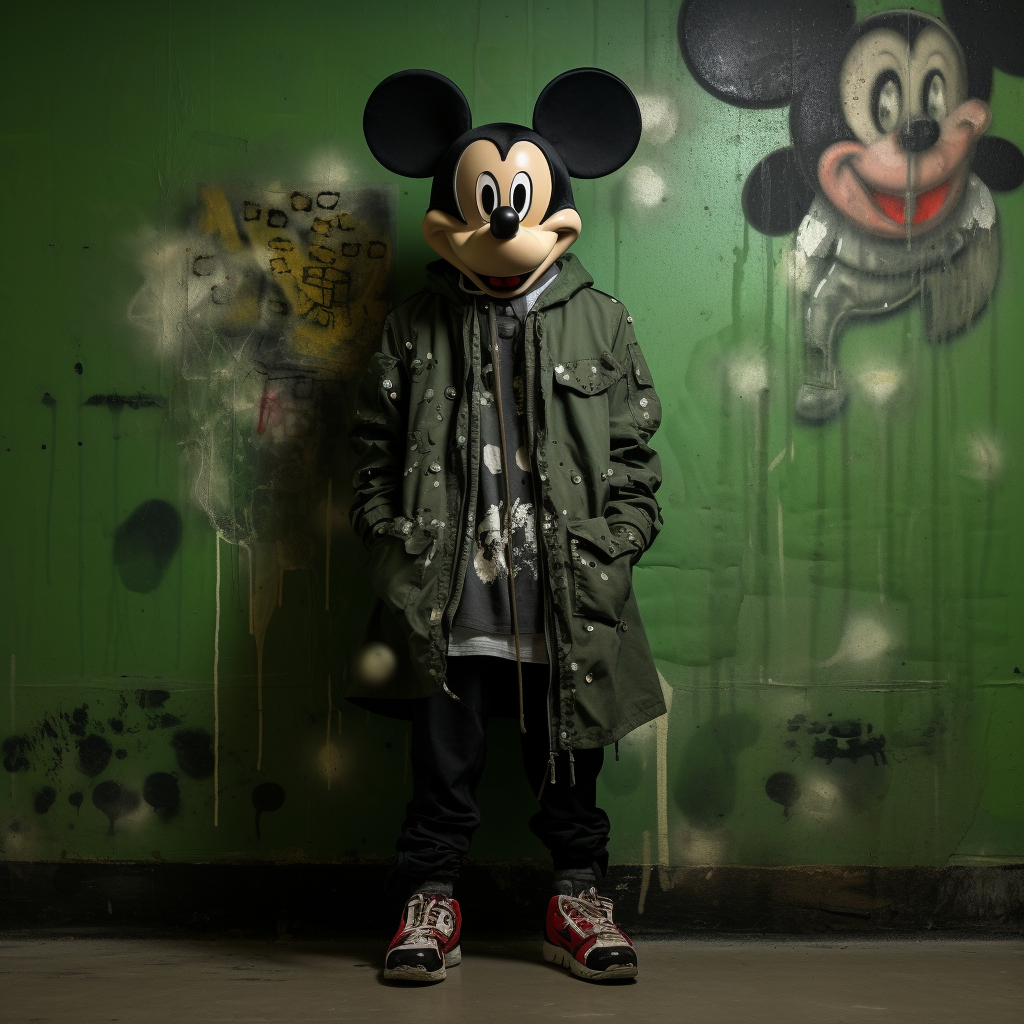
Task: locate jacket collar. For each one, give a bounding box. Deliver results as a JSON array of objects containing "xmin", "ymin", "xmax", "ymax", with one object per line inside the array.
[{"xmin": 423, "ymin": 252, "xmax": 593, "ymax": 311}]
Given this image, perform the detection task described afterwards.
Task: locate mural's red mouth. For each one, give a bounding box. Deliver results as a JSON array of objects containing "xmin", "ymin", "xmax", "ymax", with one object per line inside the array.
[{"xmin": 871, "ymin": 180, "xmax": 950, "ymax": 225}]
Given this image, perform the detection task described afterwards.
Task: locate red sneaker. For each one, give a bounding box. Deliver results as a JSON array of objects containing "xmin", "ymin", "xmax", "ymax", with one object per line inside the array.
[
  {"xmin": 543, "ymin": 888, "xmax": 638, "ymax": 981},
  {"xmin": 384, "ymin": 893, "xmax": 462, "ymax": 982}
]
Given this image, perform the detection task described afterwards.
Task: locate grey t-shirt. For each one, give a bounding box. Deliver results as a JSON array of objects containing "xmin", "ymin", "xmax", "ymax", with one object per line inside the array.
[{"xmin": 449, "ymin": 266, "xmax": 559, "ymax": 658}]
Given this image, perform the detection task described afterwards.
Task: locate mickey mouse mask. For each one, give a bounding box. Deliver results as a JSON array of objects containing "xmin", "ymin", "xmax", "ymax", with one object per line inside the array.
[{"xmin": 363, "ymin": 68, "xmax": 642, "ymax": 298}]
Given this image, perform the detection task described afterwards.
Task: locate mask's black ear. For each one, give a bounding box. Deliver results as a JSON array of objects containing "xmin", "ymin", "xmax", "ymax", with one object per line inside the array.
[
  {"xmin": 679, "ymin": 0, "xmax": 856, "ymax": 109},
  {"xmin": 363, "ymin": 70, "xmax": 472, "ymax": 178},
  {"xmin": 533, "ymin": 68, "xmax": 642, "ymax": 179}
]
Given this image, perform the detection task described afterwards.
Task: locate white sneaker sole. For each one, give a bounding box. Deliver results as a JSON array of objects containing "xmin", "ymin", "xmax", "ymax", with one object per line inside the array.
[
  {"xmin": 543, "ymin": 941, "xmax": 638, "ymax": 982},
  {"xmin": 383, "ymin": 945, "xmax": 461, "ymax": 983}
]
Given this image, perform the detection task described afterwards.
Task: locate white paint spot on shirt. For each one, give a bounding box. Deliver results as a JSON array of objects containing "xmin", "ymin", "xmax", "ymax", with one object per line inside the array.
[{"xmin": 483, "ymin": 444, "xmax": 502, "ymax": 475}]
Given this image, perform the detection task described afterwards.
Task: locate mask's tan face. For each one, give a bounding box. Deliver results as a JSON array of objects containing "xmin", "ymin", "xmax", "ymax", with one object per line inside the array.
[
  {"xmin": 422, "ymin": 139, "xmax": 582, "ymax": 297},
  {"xmin": 818, "ymin": 19, "xmax": 990, "ymax": 239}
]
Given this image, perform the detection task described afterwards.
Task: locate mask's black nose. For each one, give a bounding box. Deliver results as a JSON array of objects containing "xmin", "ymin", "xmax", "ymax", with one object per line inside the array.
[
  {"xmin": 900, "ymin": 118, "xmax": 941, "ymax": 153},
  {"xmin": 489, "ymin": 206, "xmax": 520, "ymax": 239}
]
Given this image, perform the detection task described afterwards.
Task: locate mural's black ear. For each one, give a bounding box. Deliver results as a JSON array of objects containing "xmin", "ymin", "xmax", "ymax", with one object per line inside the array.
[
  {"xmin": 943, "ymin": 1, "xmax": 1024, "ymax": 82},
  {"xmin": 741, "ymin": 148, "xmax": 816, "ymax": 235},
  {"xmin": 363, "ymin": 70, "xmax": 472, "ymax": 178},
  {"xmin": 533, "ymin": 68, "xmax": 642, "ymax": 179},
  {"xmin": 973, "ymin": 136, "xmax": 1024, "ymax": 192},
  {"xmin": 679, "ymin": 0, "xmax": 856, "ymax": 109}
]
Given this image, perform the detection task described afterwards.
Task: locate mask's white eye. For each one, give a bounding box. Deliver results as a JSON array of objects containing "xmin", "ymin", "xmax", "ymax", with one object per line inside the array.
[
  {"xmin": 924, "ymin": 70, "xmax": 947, "ymax": 122},
  {"xmin": 510, "ymin": 171, "xmax": 532, "ymax": 219},
  {"xmin": 873, "ymin": 73, "xmax": 902, "ymax": 135},
  {"xmin": 475, "ymin": 172, "xmax": 499, "ymax": 220}
]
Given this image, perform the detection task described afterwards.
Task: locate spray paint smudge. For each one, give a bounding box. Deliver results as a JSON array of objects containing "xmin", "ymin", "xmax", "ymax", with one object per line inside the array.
[
  {"xmin": 92, "ymin": 781, "xmax": 140, "ymax": 835},
  {"xmin": 170, "ymin": 729, "xmax": 214, "ymax": 779},
  {"xmin": 252, "ymin": 782, "xmax": 285, "ymax": 841}
]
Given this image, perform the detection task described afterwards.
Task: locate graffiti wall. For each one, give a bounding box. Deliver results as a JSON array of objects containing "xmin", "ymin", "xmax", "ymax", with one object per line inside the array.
[{"xmin": 2, "ymin": 0, "xmax": 1021, "ymax": 880}]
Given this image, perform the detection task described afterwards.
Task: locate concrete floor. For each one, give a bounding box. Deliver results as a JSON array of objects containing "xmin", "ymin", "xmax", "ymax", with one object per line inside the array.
[{"xmin": 0, "ymin": 936, "xmax": 1020, "ymax": 1023}]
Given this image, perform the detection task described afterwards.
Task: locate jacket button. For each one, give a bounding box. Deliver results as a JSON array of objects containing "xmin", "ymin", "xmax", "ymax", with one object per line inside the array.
[
  {"xmin": 639, "ymin": 397, "xmax": 649, "ymax": 407},
  {"xmin": 586, "ymin": 624, "xmax": 594, "ymax": 632},
  {"xmin": 445, "ymin": 387, "xmax": 457, "ymax": 400},
  {"xmin": 626, "ymin": 315, "xmax": 633, "ymax": 323},
  {"xmin": 457, "ymin": 435, "xmax": 466, "ymax": 445},
  {"xmin": 585, "ymin": 673, "xmax": 594, "ymax": 683},
  {"xmin": 600, "ymin": 572, "xmax": 609, "ymax": 580},
  {"xmin": 429, "ymin": 463, "xmax": 441, "ymax": 473},
  {"xmin": 571, "ymin": 473, "xmax": 581, "ymax": 484},
  {"xmin": 382, "ymin": 378, "xmax": 393, "ymax": 389},
  {"xmin": 570, "ymin": 662, "xmax": 577, "ymax": 671},
  {"xmin": 555, "ymin": 364, "xmax": 564, "ymax": 374}
]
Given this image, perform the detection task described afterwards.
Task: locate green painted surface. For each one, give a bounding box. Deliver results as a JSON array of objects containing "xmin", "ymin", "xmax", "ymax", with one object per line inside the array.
[{"xmin": 1, "ymin": 0, "xmax": 1021, "ymax": 870}]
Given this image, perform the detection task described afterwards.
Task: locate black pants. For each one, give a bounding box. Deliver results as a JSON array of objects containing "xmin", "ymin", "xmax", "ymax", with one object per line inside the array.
[{"xmin": 391, "ymin": 655, "xmax": 609, "ymax": 890}]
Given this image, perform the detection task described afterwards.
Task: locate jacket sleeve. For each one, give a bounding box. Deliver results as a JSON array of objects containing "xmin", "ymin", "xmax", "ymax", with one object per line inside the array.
[
  {"xmin": 603, "ymin": 308, "xmax": 664, "ymax": 559},
  {"xmin": 348, "ymin": 314, "xmax": 410, "ymax": 549}
]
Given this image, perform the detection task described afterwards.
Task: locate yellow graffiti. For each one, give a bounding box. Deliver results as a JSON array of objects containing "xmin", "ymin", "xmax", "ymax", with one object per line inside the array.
[{"xmin": 196, "ymin": 187, "xmax": 391, "ymax": 378}]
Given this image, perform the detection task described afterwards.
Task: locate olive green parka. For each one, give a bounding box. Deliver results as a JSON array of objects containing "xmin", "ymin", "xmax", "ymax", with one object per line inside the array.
[{"xmin": 347, "ymin": 253, "xmax": 665, "ymax": 750}]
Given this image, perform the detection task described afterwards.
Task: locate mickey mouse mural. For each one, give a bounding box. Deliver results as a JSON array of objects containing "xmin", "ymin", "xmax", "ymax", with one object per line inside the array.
[{"xmin": 680, "ymin": 1, "xmax": 1024, "ymax": 424}]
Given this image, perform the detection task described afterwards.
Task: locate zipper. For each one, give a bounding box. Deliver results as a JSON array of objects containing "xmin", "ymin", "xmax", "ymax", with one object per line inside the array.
[
  {"xmin": 485, "ymin": 301, "xmax": 527, "ymax": 734},
  {"xmin": 439, "ymin": 303, "xmax": 481, "ymax": 699},
  {"xmin": 524, "ymin": 307, "xmax": 561, "ymax": 783}
]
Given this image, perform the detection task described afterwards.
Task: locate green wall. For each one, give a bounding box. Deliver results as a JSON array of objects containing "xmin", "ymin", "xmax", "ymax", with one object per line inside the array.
[{"xmin": 2, "ymin": 0, "xmax": 1022, "ymax": 874}]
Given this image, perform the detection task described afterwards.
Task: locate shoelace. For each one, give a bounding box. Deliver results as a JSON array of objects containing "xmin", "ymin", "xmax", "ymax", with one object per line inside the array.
[
  {"xmin": 564, "ymin": 887, "xmax": 622, "ymax": 940},
  {"xmin": 401, "ymin": 894, "xmax": 447, "ymax": 942}
]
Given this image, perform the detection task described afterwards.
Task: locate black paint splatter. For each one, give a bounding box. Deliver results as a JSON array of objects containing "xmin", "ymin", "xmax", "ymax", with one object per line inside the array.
[
  {"xmin": 91, "ymin": 781, "xmax": 140, "ymax": 835},
  {"xmin": 136, "ymin": 689, "xmax": 170, "ymax": 709},
  {"xmin": 76, "ymin": 734, "xmax": 112, "ymax": 777},
  {"xmin": 113, "ymin": 500, "xmax": 182, "ymax": 593},
  {"xmin": 68, "ymin": 792, "xmax": 83, "ymax": 813},
  {"xmin": 85, "ymin": 393, "xmax": 165, "ymax": 410},
  {"xmin": 170, "ymin": 729, "xmax": 214, "ymax": 779},
  {"xmin": 74, "ymin": 362, "xmax": 83, "ymax": 374},
  {"xmin": 828, "ymin": 720, "xmax": 862, "ymax": 739},
  {"xmin": 68, "ymin": 705, "xmax": 89, "ymax": 737},
  {"xmin": 115, "ymin": 748, "xmax": 128, "ymax": 760},
  {"xmin": 33, "ymin": 786, "xmax": 57, "ymax": 815},
  {"xmin": 2, "ymin": 735, "xmax": 32, "ymax": 772},
  {"xmin": 786, "ymin": 714, "xmax": 806, "ymax": 732},
  {"xmin": 812, "ymin": 735, "xmax": 888, "ymax": 766},
  {"xmin": 143, "ymin": 772, "xmax": 180, "ymax": 818},
  {"xmin": 108, "ymin": 719, "xmax": 124, "ymax": 734},
  {"xmin": 765, "ymin": 772, "xmax": 801, "ymax": 817},
  {"xmin": 158, "ymin": 714, "xmax": 181, "ymax": 729},
  {"xmin": 252, "ymin": 783, "xmax": 285, "ymax": 840}
]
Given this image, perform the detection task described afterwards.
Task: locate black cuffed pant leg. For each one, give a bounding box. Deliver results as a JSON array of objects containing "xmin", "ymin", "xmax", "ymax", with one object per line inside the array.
[{"xmin": 390, "ymin": 655, "xmax": 610, "ymax": 893}]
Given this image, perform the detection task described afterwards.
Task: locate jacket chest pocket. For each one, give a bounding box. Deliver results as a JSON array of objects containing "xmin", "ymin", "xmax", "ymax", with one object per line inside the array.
[
  {"xmin": 567, "ymin": 516, "xmax": 633, "ymax": 625},
  {"xmin": 552, "ymin": 355, "xmax": 623, "ymax": 397}
]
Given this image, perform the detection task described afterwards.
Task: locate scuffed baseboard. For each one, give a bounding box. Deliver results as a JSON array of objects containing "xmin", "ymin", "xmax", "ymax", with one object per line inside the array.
[{"xmin": 1, "ymin": 861, "xmax": 1021, "ymax": 937}]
